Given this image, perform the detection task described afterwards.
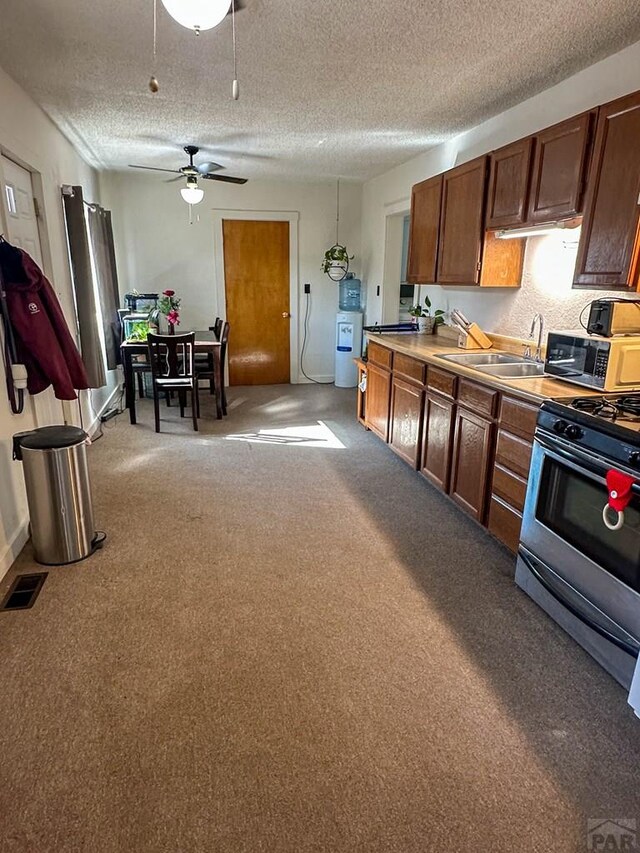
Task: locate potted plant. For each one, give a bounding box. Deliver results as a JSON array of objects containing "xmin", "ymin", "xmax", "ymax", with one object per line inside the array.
[
  {"xmin": 322, "ymin": 244, "xmax": 353, "ymax": 282},
  {"xmin": 408, "ymin": 295, "xmax": 445, "ymax": 333},
  {"xmin": 155, "ymin": 289, "xmax": 181, "ymax": 334}
]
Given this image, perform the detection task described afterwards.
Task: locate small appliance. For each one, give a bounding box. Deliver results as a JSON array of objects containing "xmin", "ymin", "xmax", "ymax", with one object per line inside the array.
[
  {"xmin": 544, "ymin": 330, "xmax": 640, "ymax": 391},
  {"xmin": 335, "ymin": 274, "xmax": 363, "ymax": 388},
  {"xmin": 586, "ymin": 298, "xmax": 640, "ymax": 337}
]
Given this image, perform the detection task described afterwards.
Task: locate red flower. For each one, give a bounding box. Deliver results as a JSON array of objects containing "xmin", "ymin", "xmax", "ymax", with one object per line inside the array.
[
  {"xmin": 163, "ymin": 289, "xmax": 175, "ymax": 297},
  {"xmin": 167, "ymin": 309, "xmax": 180, "ymax": 326}
]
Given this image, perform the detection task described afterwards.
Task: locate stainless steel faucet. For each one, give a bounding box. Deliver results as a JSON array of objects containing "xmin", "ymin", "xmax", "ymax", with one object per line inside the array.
[{"xmin": 524, "ymin": 313, "xmax": 545, "ymax": 362}]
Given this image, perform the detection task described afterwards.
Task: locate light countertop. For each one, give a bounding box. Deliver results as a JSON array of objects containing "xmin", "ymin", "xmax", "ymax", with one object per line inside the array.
[{"xmin": 363, "ymin": 332, "xmax": 600, "ymax": 404}]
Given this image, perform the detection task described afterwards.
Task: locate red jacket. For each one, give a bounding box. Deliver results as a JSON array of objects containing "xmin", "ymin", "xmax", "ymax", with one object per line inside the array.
[{"xmin": 0, "ymin": 244, "xmax": 89, "ymax": 400}]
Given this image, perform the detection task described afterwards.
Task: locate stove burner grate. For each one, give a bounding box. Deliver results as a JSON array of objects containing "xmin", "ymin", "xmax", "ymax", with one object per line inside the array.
[{"xmin": 571, "ymin": 395, "xmax": 640, "ymax": 421}]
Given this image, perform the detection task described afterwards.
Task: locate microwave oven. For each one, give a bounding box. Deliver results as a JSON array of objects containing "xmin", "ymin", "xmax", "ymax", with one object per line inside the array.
[{"xmin": 544, "ymin": 331, "xmax": 640, "ymax": 391}]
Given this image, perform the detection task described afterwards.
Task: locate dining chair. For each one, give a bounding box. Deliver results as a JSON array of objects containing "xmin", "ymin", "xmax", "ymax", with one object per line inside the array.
[
  {"xmin": 210, "ymin": 317, "xmax": 223, "ymax": 339},
  {"xmin": 147, "ymin": 332, "xmax": 199, "ymax": 432},
  {"xmin": 218, "ymin": 321, "xmax": 230, "ymax": 415}
]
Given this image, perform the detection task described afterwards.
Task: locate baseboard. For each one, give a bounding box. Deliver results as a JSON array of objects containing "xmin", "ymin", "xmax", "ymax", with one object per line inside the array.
[
  {"xmin": 0, "ymin": 518, "xmax": 29, "ymax": 582},
  {"xmin": 296, "ymin": 374, "xmax": 335, "ymax": 385},
  {"xmin": 88, "ymin": 382, "xmax": 123, "ymax": 438}
]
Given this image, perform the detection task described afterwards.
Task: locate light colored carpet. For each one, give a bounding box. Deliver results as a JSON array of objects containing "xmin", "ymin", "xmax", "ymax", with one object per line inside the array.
[{"xmin": 0, "ymin": 384, "xmax": 639, "ymax": 853}]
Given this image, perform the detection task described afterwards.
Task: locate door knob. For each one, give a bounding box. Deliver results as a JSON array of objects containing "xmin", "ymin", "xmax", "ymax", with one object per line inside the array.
[{"xmin": 282, "ymin": 312, "xmax": 291, "ymax": 318}]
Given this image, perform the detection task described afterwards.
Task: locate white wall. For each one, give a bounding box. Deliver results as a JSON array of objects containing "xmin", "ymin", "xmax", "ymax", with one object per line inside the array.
[
  {"xmin": 361, "ymin": 40, "xmax": 640, "ymax": 338},
  {"xmin": 0, "ymin": 66, "xmax": 118, "ymax": 577},
  {"xmin": 101, "ymin": 172, "xmax": 362, "ymax": 382}
]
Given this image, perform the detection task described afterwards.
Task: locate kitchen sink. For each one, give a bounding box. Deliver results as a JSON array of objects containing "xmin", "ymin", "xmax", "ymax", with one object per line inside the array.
[
  {"xmin": 474, "ymin": 362, "xmax": 545, "ymax": 379},
  {"xmin": 439, "ymin": 351, "xmax": 526, "ymax": 366}
]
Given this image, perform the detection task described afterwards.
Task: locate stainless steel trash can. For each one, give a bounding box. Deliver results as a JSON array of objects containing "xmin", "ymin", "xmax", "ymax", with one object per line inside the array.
[{"xmin": 13, "ymin": 425, "xmax": 101, "ymax": 565}]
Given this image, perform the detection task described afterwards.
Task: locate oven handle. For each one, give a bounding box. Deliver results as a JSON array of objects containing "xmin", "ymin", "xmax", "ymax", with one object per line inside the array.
[
  {"xmin": 535, "ymin": 433, "xmax": 640, "ymax": 490},
  {"xmin": 520, "ymin": 551, "xmax": 640, "ymax": 658}
]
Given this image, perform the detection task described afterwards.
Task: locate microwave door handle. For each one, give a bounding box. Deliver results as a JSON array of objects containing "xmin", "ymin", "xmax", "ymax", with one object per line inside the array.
[{"xmin": 520, "ymin": 550, "xmax": 640, "ymax": 658}]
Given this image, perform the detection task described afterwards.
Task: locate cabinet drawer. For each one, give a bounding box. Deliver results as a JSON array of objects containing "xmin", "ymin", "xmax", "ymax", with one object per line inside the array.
[
  {"xmin": 495, "ymin": 430, "xmax": 532, "ymax": 478},
  {"xmin": 367, "ymin": 341, "xmax": 393, "ymax": 370},
  {"xmin": 458, "ymin": 379, "xmax": 498, "ymax": 418},
  {"xmin": 492, "ymin": 464, "xmax": 528, "ymax": 512},
  {"xmin": 499, "ymin": 395, "xmax": 538, "ymax": 440},
  {"xmin": 394, "ymin": 352, "xmax": 426, "ymax": 385},
  {"xmin": 488, "ymin": 496, "xmax": 523, "ymax": 554},
  {"xmin": 427, "ymin": 366, "xmax": 457, "ymax": 399}
]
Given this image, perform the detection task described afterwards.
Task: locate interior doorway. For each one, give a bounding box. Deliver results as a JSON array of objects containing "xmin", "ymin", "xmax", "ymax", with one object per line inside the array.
[
  {"xmin": 382, "ymin": 209, "xmax": 412, "ymax": 324},
  {"xmin": 222, "ymin": 219, "xmax": 291, "ymax": 385}
]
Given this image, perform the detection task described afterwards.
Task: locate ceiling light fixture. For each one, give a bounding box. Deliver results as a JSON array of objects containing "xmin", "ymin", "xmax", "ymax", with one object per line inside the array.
[
  {"xmin": 160, "ymin": 0, "xmax": 231, "ymax": 33},
  {"xmin": 180, "ymin": 177, "xmax": 204, "ymax": 205}
]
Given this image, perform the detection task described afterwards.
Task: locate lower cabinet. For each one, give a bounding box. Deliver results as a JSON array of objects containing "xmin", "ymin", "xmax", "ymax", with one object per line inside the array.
[
  {"xmin": 421, "ymin": 391, "xmax": 455, "ymax": 491},
  {"xmin": 450, "ymin": 407, "xmax": 494, "ymax": 523},
  {"xmin": 389, "ymin": 376, "xmax": 424, "ymax": 468},
  {"xmin": 356, "ymin": 359, "xmax": 367, "ymax": 426},
  {"xmin": 365, "ymin": 362, "xmax": 392, "ymax": 441}
]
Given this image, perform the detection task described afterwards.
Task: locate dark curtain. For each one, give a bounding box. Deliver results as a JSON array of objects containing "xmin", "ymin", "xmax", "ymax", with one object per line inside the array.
[
  {"xmin": 62, "ymin": 186, "xmax": 106, "ymax": 388},
  {"xmin": 87, "ymin": 205, "xmax": 121, "ymax": 370}
]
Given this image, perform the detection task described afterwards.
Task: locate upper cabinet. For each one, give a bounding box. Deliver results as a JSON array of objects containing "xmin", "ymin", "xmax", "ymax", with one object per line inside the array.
[
  {"xmin": 485, "ymin": 139, "xmax": 534, "ymax": 228},
  {"xmin": 527, "ymin": 112, "xmax": 593, "ymax": 223},
  {"xmin": 406, "ymin": 175, "xmax": 443, "ymax": 284},
  {"xmin": 437, "ymin": 157, "xmax": 488, "ymax": 284},
  {"xmin": 574, "ymin": 92, "xmax": 640, "ymax": 290}
]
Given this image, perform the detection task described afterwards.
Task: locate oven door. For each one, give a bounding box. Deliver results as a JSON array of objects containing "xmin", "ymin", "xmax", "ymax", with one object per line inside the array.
[{"xmin": 520, "ymin": 433, "xmax": 640, "ymax": 641}]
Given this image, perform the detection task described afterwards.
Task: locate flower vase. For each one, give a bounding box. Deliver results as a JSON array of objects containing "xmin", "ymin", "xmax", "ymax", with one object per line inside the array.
[
  {"xmin": 417, "ymin": 316, "xmax": 435, "ymax": 334},
  {"xmin": 168, "ymin": 323, "xmax": 175, "ymax": 335}
]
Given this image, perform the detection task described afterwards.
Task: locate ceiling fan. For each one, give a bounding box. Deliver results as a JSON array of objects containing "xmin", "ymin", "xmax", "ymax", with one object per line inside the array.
[{"xmin": 128, "ymin": 145, "xmax": 247, "ymax": 204}]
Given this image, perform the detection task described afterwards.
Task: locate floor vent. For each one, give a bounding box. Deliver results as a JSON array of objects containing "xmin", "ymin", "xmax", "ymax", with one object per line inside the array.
[{"xmin": 1, "ymin": 573, "xmax": 48, "ymax": 611}]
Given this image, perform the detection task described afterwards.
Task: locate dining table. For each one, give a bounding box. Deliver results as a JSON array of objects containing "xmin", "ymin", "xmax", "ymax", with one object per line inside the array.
[{"xmin": 121, "ymin": 330, "xmax": 223, "ymax": 424}]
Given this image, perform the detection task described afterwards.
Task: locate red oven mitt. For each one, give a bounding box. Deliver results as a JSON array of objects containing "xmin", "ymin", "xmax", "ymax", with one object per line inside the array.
[{"xmin": 606, "ymin": 470, "xmax": 635, "ymax": 513}]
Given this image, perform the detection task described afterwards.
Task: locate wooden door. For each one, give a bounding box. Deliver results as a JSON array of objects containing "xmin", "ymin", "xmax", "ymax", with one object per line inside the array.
[
  {"xmin": 528, "ymin": 112, "xmax": 593, "ymax": 223},
  {"xmin": 485, "ymin": 138, "xmax": 534, "ymax": 228},
  {"xmin": 421, "ymin": 391, "xmax": 455, "ymax": 492},
  {"xmin": 365, "ymin": 362, "xmax": 392, "ymax": 442},
  {"xmin": 437, "ymin": 156, "xmax": 488, "ymax": 284},
  {"xmin": 223, "ymin": 219, "xmax": 290, "ymax": 384},
  {"xmin": 450, "ymin": 407, "xmax": 494, "ymax": 522},
  {"xmin": 389, "ymin": 376, "xmax": 424, "ymax": 468},
  {"xmin": 406, "ymin": 175, "xmax": 443, "ymax": 284},
  {"xmin": 574, "ymin": 93, "xmax": 640, "ymax": 290}
]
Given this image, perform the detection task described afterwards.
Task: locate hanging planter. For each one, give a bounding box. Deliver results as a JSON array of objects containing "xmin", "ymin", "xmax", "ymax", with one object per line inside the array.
[{"xmin": 322, "ymin": 244, "xmax": 353, "ymax": 282}]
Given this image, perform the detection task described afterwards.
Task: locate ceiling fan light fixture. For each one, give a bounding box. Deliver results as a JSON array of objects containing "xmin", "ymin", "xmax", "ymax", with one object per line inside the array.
[
  {"xmin": 160, "ymin": 0, "xmax": 231, "ymax": 32},
  {"xmin": 180, "ymin": 178, "xmax": 204, "ymax": 205}
]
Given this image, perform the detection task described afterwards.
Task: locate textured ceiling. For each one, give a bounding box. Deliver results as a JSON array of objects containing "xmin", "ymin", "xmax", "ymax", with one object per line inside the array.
[{"xmin": 1, "ymin": 0, "xmax": 640, "ymax": 180}]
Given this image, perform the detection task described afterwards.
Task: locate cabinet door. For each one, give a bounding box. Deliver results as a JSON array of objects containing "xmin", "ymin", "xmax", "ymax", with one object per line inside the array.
[
  {"xmin": 450, "ymin": 407, "xmax": 494, "ymax": 522},
  {"xmin": 574, "ymin": 93, "xmax": 640, "ymax": 289},
  {"xmin": 389, "ymin": 377, "xmax": 424, "ymax": 468},
  {"xmin": 406, "ymin": 175, "xmax": 443, "ymax": 284},
  {"xmin": 356, "ymin": 362, "xmax": 366, "ymax": 426},
  {"xmin": 486, "ymin": 138, "xmax": 533, "ymax": 228},
  {"xmin": 528, "ymin": 112, "xmax": 593, "ymax": 223},
  {"xmin": 421, "ymin": 392, "xmax": 455, "ymax": 492},
  {"xmin": 437, "ymin": 156, "xmax": 488, "ymax": 285},
  {"xmin": 364, "ymin": 362, "xmax": 392, "ymax": 442}
]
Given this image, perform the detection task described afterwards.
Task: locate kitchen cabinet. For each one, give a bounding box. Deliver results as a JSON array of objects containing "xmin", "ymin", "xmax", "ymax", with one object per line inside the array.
[
  {"xmin": 356, "ymin": 359, "xmax": 367, "ymax": 426},
  {"xmin": 421, "ymin": 391, "xmax": 455, "ymax": 492},
  {"xmin": 437, "ymin": 157, "xmax": 488, "ymax": 285},
  {"xmin": 389, "ymin": 376, "xmax": 424, "ymax": 468},
  {"xmin": 486, "ymin": 138, "xmax": 534, "ymax": 228},
  {"xmin": 527, "ymin": 112, "xmax": 593, "ymax": 223},
  {"xmin": 487, "ymin": 395, "xmax": 537, "ymax": 552},
  {"xmin": 574, "ymin": 92, "xmax": 640, "ymax": 290},
  {"xmin": 406, "ymin": 175, "xmax": 443, "ymax": 284},
  {"xmin": 450, "ymin": 406, "xmax": 494, "ymax": 523},
  {"xmin": 365, "ymin": 361, "xmax": 392, "ymax": 441}
]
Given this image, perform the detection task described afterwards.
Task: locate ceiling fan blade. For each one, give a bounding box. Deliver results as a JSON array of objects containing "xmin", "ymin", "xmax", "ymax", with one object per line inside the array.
[
  {"xmin": 201, "ymin": 174, "xmax": 248, "ymax": 184},
  {"xmin": 128, "ymin": 165, "xmax": 182, "ymax": 174},
  {"xmin": 196, "ymin": 161, "xmax": 223, "ymax": 175}
]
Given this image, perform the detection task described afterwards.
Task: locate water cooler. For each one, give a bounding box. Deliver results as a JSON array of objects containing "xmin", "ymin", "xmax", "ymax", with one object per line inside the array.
[{"xmin": 335, "ymin": 274, "xmax": 363, "ymax": 388}]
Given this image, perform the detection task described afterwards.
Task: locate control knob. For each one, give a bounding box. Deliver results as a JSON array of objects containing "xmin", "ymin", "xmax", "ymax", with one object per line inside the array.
[
  {"xmin": 629, "ymin": 451, "xmax": 640, "ymax": 469},
  {"xmin": 564, "ymin": 424, "xmax": 583, "ymax": 440},
  {"xmin": 553, "ymin": 419, "xmax": 568, "ymax": 434}
]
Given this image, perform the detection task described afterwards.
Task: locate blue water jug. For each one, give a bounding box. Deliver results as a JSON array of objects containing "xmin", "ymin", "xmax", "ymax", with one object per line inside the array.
[{"xmin": 339, "ymin": 274, "xmax": 361, "ymax": 311}]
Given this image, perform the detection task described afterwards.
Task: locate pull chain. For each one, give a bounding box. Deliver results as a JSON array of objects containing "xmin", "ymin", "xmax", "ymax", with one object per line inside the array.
[
  {"xmin": 336, "ymin": 178, "xmax": 340, "ymax": 245},
  {"xmin": 149, "ymin": 0, "xmax": 159, "ymax": 93},
  {"xmin": 231, "ymin": 0, "xmax": 239, "ymax": 100}
]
